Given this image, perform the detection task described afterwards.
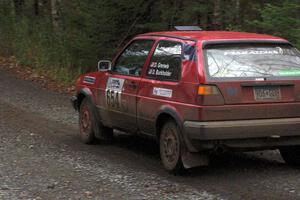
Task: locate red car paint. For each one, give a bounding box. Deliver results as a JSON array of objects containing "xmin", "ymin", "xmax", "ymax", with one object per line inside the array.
[{"xmin": 73, "ymin": 31, "xmax": 300, "ymax": 154}]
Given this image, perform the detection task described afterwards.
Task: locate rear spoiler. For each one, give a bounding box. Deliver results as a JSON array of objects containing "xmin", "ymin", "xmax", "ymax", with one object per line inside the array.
[{"xmin": 202, "ymin": 40, "xmax": 292, "ymax": 49}]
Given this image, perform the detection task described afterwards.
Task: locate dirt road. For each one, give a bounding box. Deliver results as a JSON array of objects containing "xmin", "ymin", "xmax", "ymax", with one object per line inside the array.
[{"xmin": 0, "ymin": 69, "xmax": 300, "ymax": 200}]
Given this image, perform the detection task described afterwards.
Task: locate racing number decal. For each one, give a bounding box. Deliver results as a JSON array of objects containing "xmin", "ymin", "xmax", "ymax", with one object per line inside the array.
[
  {"xmin": 105, "ymin": 77, "xmax": 125, "ymax": 109},
  {"xmin": 106, "ymin": 89, "xmax": 121, "ymax": 108}
]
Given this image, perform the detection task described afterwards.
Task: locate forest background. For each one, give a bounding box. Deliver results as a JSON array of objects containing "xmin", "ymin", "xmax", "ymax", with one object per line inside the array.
[{"xmin": 0, "ymin": 0, "xmax": 299, "ymax": 83}]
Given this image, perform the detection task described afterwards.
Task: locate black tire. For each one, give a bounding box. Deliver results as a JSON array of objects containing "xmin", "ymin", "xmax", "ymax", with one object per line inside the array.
[
  {"xmin": 79, "ymin": 98, "xmax": 96, "ymax": 144},
  {"xmin": 79, "ymin": 98, "xmax": 113, "ymax": 144},
  {"xmin": 159, "ymin": 120, "xmax": 185, "ymax": 174},
  {"xmin": 280, "ymin": 146, "xmax": 300, "ymax": 166}
]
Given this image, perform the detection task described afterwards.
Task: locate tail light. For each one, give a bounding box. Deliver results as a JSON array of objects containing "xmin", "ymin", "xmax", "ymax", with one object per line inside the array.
[
  {"xmin": 196, "ymin": 85, "xmax": 225, "ymax": 105},
  {"xmin": 198, "ymin": 85, "xmax": 220, "ymax": 95}
]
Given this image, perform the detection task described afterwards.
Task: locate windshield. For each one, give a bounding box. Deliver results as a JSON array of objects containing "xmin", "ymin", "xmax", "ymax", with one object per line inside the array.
[{"xmin": 204, "ymin": 44, "xmax": 300, "ymax": 80}]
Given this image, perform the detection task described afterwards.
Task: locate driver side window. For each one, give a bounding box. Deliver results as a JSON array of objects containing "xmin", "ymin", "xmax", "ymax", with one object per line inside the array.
[{"xmin": 112, "ymin": 40, "xmax": 154, "ymax": 76}]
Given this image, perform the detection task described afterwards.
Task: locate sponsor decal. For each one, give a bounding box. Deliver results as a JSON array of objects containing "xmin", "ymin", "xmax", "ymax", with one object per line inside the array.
[
  {"xmin": 255, "ymin": 78, "xmax": 265, "ymax": 81},
  {"xmin": 106, "ymin": 77, "xmax": 125, "ymax": 92},
  {"xmin": 148, "ymin": 62, "xmax": 172, "ymax": 77},
  {"xmin": 278, "ymin": 70, "xmax": 300, "ymax": 76},
  {"xmin": 105, "ymin": 77, "xmax": 125, "ymax": 109},
  {"xmin": 83, "ymin": 76, "xmax": 96, "ymax": 84},
  {"xmin": 224, "ymin": 47, "xmax": 286, "ymax": 56},
  {"xmin": 153, "ymin": 87, "xmax": 173, "ymax": 98},
  {"xmin": 227, "ymin": 87, "xmax": 238, "ymax": 96}
]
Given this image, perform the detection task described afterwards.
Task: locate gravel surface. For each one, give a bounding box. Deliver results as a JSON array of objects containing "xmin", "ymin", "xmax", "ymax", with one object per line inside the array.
[{"xmin": 1, "ymin": 69, "xmax": 300, "ymax": 199}]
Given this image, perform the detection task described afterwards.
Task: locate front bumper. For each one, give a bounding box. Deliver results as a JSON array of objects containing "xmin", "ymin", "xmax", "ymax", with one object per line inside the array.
[
  {"xmin": 70, "ymin": 96, "xmax": 78, "ymax": 110},
  {"xmin": 184, "ymin": 118, "xmax": 300, "ymax": 151}
]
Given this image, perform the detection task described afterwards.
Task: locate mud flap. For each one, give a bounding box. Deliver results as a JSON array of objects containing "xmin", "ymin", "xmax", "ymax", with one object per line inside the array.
[
  {"xmin": 94, "ymin": 123, "xmax": 113, "ymax": 141},
  {"xmin": 92, "ymin": 111, "xmax": 105, "ymax": 140},
  {"xmin": 90, "ymin": 102, "xmax": 113, "ymax": 141},
  {"xmin": 181, "ymin": 150, "xmax": 209, "ymax": 169},
  {"xmin": 180, "ymin": 125, "xmax": 209, "ymax": 168},
  {"xmin": 93, "ymin": 124, "xmax": 103, "ymax": 139}
]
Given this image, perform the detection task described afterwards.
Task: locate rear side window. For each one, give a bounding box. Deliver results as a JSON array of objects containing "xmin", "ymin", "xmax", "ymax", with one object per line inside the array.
[
  {"xmin": 113, "ymin": 40, "xmax": 154, "ymax": 76},
  {"xmin": 147, "ymin": 40, "xmax": 182, "ymax": 81}
]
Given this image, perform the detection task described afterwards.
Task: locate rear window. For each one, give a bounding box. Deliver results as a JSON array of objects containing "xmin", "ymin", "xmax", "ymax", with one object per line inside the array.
[{"xmin": 204, "ymin": 44, "xmax": 300, "ymax": 80}]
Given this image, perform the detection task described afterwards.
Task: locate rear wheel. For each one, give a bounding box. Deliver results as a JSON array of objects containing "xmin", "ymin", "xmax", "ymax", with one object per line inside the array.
[
  {"xmin": 79, "ymin": 98, "xmax": 113, "ymax": 144},
  {"xmin": 159, "ymin": 120, "xmax": 185, "ymax": 174},
  {"xmin": 280, "ymin": 146, "xmax": 300, "ymax": 166}
]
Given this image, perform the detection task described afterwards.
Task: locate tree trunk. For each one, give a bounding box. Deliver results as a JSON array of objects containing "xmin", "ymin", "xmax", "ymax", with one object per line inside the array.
[
  {"xmin": 34, "ymin": 0, "xmax": 39, "ymax": 16},
  {"xmin": 50, "ymin": 0, "xmax": 60, "ymax": 32},
  {"xmin": 13, "ymin": 0, "xmax": 25, "ymax": 20},
  {"xmin": 235, "ymin": 0, "xmax": 240, "ymax": 26},
  {"xmin": 169, "ymin": 0, "xmax": 179, "ymax": 30},
  {"xmin": 198, "ymin": 1, "xmax": 209, "ymax": 30},
  {"xmin": 212, "ymin": 0, "xmax": 222, "ymax": 30}
]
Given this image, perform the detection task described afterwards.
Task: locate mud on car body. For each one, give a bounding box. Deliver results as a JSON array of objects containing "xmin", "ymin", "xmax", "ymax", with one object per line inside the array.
[{"xmin": 72, "ymin": 27, "xmax": 300, "ymax": 173}]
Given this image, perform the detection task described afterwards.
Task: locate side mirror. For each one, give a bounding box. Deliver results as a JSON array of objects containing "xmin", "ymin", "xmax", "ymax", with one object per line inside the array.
[{"xmin": 97, "ymin": 60, "xmax": 112, "ymax": 71}]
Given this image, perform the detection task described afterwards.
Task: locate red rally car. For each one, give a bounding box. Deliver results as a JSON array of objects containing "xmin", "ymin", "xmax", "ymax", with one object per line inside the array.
[{"xmin": 72, "ymin": 27, "xmax": 300, "ymax": 173}]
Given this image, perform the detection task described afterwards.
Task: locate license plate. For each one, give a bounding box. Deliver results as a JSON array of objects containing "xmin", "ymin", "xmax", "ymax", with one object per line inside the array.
[{"xmin": 253, "ymin": 86, "xmax": 281, "ymax": 101}]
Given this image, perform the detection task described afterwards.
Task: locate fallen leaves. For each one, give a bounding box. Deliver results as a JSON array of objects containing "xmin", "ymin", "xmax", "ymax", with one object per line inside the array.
[{"xmin": 0, "ymin": 56, "xmax": 75, "ymax": 95}]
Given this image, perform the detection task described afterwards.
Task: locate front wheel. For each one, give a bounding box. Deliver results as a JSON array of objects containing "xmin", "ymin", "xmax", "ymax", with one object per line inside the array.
[
  {"xmin": 280, "ymin": 146, "xmax": 300, "ymax": 166},
  {"xmin": 159, "ymin": 120, "xmax": 185, "ymax": 174},
  {"xmin": 79, "ymin": 98, "xmax": 113, "ymax": 144},
  {"xmin": 79, "ymin": 98, "xmax": 96, "ymax": 144}
]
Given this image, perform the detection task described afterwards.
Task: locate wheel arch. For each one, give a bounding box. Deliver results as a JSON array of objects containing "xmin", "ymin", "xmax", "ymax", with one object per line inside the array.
[
  {"xmin": 155, "ymin": 106, "xmax": 183, "ymax": 139},
  {"xmin": 76, "ymin": 88, "xmax": 95, "ymax": 111},
  {"xmin": 155, "ymin": 105, "xmax": 198, "ymax": 153}
]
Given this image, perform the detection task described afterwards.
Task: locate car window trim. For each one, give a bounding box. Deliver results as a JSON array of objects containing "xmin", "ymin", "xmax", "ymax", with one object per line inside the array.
[
  {"xmin": 145, "ymin": 40, "xmax": 183, "ymax": 82},
  {"xmin": 145, "ymin": 34, "xmax": 197, "ymax": 42},
  {"xmin": 110, "ymin": 39, "xmax": 155, "ymax": 77},
  {"xmin": 202, "ymin": 40, "xmax": 291, "ymax": 49}
]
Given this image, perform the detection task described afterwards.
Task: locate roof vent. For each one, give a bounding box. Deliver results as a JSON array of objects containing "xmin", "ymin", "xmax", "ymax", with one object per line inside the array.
[{"xmin": 174, "ymin": 26, "xmax": 202, "ymax": 31}]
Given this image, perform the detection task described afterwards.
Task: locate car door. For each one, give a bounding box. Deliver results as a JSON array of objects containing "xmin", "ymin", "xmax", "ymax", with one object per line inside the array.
[
  {"xmin": 137, "ymin": 39, "xmax": 186, "ymax": 135},
  {"xmin": 105, "ymin": 39, "xmax": 155, "ymax": 132}
]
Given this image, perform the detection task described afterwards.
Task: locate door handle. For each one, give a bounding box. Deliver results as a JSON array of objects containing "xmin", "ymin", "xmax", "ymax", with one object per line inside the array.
[{"xmin": 128, "ymin": 81, "xmax": 137, "ymax": 89}]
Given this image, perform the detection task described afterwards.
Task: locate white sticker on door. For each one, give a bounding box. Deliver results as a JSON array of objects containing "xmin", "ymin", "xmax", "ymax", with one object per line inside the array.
[
  {"xmin": 105, "ymin": 77, "xmax": 125, "ymax": 109},
  {"xmin": 106, "ymin": 77, "xmax": 125, "ymax": 92},
  {"xmin": 153, "ymin": 87, "xmax": 173, "ymax": 98}
]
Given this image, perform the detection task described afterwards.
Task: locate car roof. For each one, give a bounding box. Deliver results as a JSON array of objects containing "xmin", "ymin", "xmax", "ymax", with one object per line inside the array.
[{"xmin": 140, "ymin": 31, "xmax": 287, "ymax": 42}]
